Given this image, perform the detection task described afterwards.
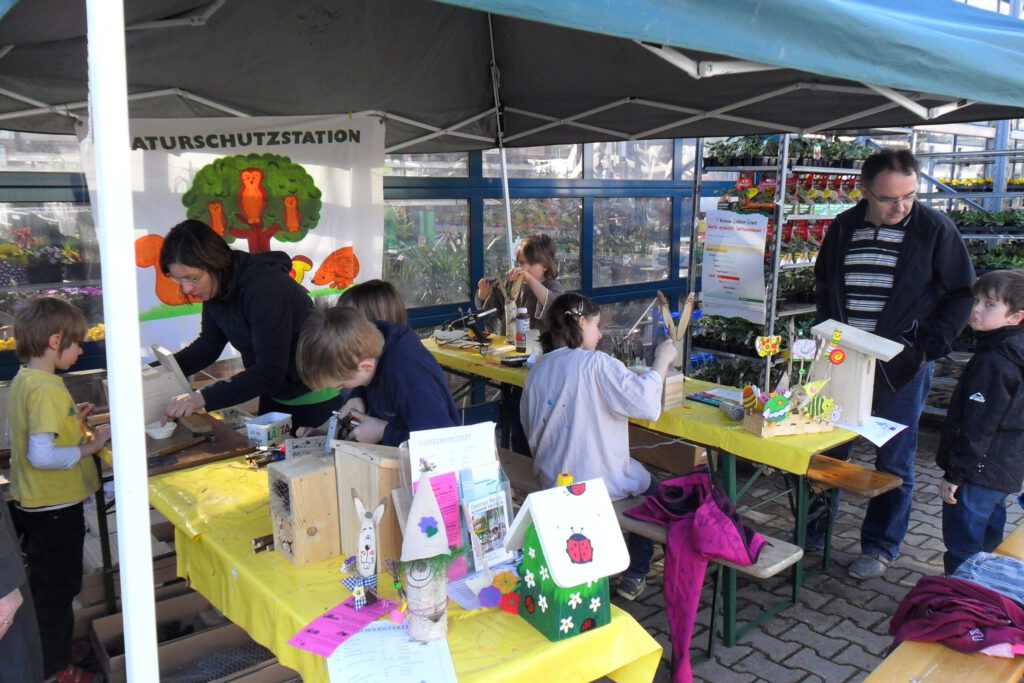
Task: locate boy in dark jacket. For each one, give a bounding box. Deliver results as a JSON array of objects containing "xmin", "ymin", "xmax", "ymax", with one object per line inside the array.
[
  {"xmin": 295, "ymin": 304, "xmax": 460, "ymax": 447},
  {"xmin": 937, "ymin": 269, "xmax": 1024, "ymax": 575}
]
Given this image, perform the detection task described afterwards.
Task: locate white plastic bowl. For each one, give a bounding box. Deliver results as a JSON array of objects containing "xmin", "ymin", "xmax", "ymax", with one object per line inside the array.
[{"xmin": 145, "ymin": 421, "xmax": 176, "ymax": 440}]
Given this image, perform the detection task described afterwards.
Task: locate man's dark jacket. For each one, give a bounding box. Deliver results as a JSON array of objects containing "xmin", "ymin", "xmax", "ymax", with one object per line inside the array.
[
  {"xmin": 937, "ymin": 326, "xmax": 1024, "ymax": 494},
  {"xmin": 174, "ymin": 250, "xmax": 314, "ymax": 411},
  {"xmin": 814, "ymin": 200, "xmax": 973, "ymax": 393}
]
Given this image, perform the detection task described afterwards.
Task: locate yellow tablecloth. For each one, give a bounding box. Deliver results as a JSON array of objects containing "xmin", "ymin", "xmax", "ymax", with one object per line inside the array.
[
  {"xmin": 149, "ymin": 458, "xmax": 662, "ymax": 683},
  {"xmin": 425, "ymin": 339, "xmax": 856, "ymax": 475}
]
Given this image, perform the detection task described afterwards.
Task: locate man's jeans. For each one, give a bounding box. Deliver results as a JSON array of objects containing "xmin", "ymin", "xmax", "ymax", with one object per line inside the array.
[
  {"xmin": 942, "ymin": 481, "xmax": 1008, "ymax": 575},
  {"xmin": 806, "ymin": 362, "xmax": 932, "ymax": 561}
]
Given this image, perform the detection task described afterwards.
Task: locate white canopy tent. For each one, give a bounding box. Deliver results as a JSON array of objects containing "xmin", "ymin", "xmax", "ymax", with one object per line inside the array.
[{"xmin": 1, "ymin": 0, "xmax": 1023, "ymax": 678}]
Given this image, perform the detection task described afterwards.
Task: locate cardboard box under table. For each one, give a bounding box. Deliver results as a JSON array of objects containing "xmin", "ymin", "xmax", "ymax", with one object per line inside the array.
[{"xmin": 148, "ymin": 456, "xmax": 661, "ymax": 682}]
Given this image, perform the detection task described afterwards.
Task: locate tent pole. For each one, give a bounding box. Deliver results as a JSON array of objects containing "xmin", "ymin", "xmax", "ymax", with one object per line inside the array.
[
  {"xmin": 85, "ymin": 0, "xmax": 158, "ymax": 679},
  {"xmin": 487, "ymin": 14, "xmax": 516, "ymax": 269}
]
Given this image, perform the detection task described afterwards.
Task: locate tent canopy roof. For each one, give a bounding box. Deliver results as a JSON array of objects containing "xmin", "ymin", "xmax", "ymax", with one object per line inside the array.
[{"xmin": 0, "ymin": 0, "xmax": 1022, "ymax": 152}]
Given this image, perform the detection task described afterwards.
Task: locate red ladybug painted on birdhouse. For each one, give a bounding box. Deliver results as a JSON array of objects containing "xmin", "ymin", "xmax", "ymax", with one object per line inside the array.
[{"xmin": 566, "ymin": 528, "xmax": 594, "ymax": 564}]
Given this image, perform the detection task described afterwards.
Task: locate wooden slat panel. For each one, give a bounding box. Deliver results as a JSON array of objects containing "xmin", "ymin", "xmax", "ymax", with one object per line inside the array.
[{"xmin": 807, "ymin": 454, "xmax": 902, "ymax": 498}]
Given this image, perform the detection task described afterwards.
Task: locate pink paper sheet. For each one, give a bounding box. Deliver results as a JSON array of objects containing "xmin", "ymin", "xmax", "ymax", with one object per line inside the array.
[{"xmin": 287, "ymin": 595, "xmax": 399, "ymax": 657}]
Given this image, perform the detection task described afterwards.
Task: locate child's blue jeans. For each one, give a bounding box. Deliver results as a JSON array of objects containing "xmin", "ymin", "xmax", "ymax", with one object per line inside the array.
[
  {"xmin": 624, "ymin": 477, "xmax": 660, "ymax": 580},
  {"xmin": 942, "ymin": 481, "xmax": 1008, "ymax": 576}
]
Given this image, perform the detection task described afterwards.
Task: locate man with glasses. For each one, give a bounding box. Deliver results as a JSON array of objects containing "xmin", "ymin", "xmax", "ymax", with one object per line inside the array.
[{"xmin": 812, "ymin": 149, "xmax": 974, "ymax": 579}]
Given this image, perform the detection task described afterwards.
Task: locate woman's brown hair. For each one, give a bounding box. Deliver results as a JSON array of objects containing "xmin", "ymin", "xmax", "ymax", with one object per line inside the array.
[{"xmin": 159, "ymin": 220, "xmax": 234, "ymax": 296}]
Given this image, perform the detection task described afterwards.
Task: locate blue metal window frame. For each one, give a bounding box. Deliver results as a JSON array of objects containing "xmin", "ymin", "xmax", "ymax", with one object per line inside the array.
[
  {"xmin": 0, "ymin": 148, "xmax": 735, "ymax": 332},
  {"xmin": 388, "ymin": 142, "xmax": 731, "ymax": 328}
]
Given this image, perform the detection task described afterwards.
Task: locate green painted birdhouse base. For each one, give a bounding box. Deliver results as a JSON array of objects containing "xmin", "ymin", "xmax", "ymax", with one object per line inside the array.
[{"xmin": 517, "ymin": 524, "xmax": 611, "ymax": 642}]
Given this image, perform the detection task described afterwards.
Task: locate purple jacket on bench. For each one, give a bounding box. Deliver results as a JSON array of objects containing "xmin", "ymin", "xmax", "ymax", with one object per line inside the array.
[{"xmin": 626, "ymin": 466, "xmax": 767, "ymax": 683}]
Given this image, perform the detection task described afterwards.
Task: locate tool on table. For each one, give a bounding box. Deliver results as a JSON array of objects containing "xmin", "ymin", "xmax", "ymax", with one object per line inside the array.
[
  {"xmin": 245, "ymin": 446, "xmax": 287, "ymax": 468},
  {"xmin": 252, "ymin": 534, "xmax": 275, "ymax": 554}
]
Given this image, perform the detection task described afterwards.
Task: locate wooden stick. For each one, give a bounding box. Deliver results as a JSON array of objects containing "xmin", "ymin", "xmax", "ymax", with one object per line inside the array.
[{"xmin": 625, "ymin": 297, "xmax": 659, "ymax": 338}]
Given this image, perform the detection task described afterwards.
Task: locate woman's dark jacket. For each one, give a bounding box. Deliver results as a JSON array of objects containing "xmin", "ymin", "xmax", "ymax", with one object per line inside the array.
[
  {"xmin": 937, "ymin": 326, "xmax": 1024, "ymax": 494},
  {"xmin": 174, "ymin": 250, "xmax": 313, "ymax": 411},
  {"xmin": 814, "ymin": 200, "xmax": 974, "ymax": 393}
]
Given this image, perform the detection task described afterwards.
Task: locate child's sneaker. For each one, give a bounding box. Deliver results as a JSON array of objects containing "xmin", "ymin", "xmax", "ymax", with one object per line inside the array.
[
  {"xmin": 49, "ymin": 664, "xmax": 101, "ymax": 683},
  {"xmin": 616, "ymin": 575, "xmax": 646, "ymax": 601}
]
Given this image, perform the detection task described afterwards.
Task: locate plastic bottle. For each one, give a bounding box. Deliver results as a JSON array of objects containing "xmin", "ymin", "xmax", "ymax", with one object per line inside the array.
[{"xmin": 514, "ymin": 307, "xmax": 530, "ymax": 352}]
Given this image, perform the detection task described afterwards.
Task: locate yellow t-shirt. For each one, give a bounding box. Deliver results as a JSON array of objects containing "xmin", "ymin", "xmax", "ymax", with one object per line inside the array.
[{"xmin": 8, "ymin": 367, "xmax": 98, "ymax": 508}]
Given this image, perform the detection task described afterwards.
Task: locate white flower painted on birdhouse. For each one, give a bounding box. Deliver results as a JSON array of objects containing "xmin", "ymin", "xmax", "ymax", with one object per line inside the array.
[
  {"xmin": 524, "ymin": 569, "xmax": 536, "ymax": 588},
  {"xmin": 560, "ymin": 616, "xmax": 574, "ymax": 633},
  {"xmin": 590, "ymin": 597, "xmax": 601, "ymax": 612},
  {"xmin": 539, "ymin": 595, "xmax": 548, "ymax": 612},
  {"xmin": 568, "ymin": 592, "xmax": 582, "ymax": 609},
  {"xmin": 539, "ymin": 566, "xmax": 549, "ymax": 582},
  {"xmin": 528, "ymin": 546, "xmax": 536, "ymax": 558}
]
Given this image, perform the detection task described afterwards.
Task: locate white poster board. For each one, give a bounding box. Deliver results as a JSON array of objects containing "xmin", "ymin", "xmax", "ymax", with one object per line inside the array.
[
  {"xmin": 701, "ymin": 209, "xmax": 768, "ymax": 324},
  {"xmin": 82, "ymin": 113, "xmax": 385, "ymax": 359}
]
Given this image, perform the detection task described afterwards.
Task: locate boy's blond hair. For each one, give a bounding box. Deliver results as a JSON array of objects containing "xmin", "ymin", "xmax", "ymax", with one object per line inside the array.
[
  {"xmin": 14, "ymin": 296, "xmax": 87, "ymax": 362},
  {"xmin": 296, "ymin": 303, "xmax": 385, "ymax": 389}
]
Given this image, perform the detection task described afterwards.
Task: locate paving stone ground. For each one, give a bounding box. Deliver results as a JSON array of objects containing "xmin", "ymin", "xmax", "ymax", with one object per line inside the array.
[{"xmin": 611, "ymin": 417, "xmax": 1024, "ymax": 683}]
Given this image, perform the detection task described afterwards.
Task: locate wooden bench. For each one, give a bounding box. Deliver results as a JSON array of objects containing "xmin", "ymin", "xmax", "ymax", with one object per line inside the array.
[
  {"xmin": 497, "ymin": 447, "xmax": 803, "ymax": 578},
  {"xmin": 806, "ymin": 454, "xmax": 903, "ymax": 498},
  {"xmin": 864, "ymin": 524, "xmax": 1024, "ymax": 682}
]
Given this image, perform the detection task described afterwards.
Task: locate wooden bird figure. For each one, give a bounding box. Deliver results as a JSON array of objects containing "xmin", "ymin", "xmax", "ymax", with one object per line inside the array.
[
  {"xmin": 237, "ymin": 168, "xmax": 267, "ymax": 226},
  {"xmin": 207, "ymin": 201, "xmax": 227, "ymax": 235},
  {"xmin": 283, "ymin": 194, "xmax": 302, "ymax": 231}
]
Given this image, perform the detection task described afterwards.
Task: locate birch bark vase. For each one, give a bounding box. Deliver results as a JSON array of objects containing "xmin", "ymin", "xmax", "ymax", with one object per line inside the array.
[{"xmin": 403, "ymin": 560, "xmax": 449, "ymax": 642}]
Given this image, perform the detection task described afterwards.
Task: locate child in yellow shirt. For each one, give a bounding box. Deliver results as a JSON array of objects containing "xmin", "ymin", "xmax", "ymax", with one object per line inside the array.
[{"xmin": 8, "ymin": 296, "xmax": 110, "ymax": 682}]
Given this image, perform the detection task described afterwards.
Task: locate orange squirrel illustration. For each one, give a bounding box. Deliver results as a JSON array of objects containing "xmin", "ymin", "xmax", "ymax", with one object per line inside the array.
[
  {"xmin": 135, "ymin": 234, "xmax": 199, "ymax": 305},
  {"xmin": 312, "ymin": 245, "xmax": 360, "ymax": 289}
]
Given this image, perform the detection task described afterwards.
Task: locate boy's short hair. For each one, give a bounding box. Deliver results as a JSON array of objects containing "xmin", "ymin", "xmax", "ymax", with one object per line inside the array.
[
  {"xmin": 296, "ymin": 303, "xmax": 385, "ymax": 389},
  {"xmin": 518, "ymin": 234, "xmax": 558, "ymax": 280},
  {"xmin": 14, "ymin": 296, "xmax": 88, "ymax": 361},
  {"xmin": 338, "ymin": 279, "xmax": 408, "ymax": 325},
  {"xmin": 974, "ymin": 269, "xmax": 1024, "ymax": 323},
  {"xmin": 541, "ymin": 292, "xmax": 599, "ymax": 352}
]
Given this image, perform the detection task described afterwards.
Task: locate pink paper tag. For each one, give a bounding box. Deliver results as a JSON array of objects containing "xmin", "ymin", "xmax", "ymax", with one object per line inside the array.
[{"xmin": 287, "ymin": 595, "xmax": 399, "ymax": 657}]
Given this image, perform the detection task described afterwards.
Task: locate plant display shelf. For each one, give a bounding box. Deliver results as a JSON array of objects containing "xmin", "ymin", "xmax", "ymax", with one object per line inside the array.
[
  {"xmin": 776, "ymin": 304, "xmax": 816, "ymax": 318},
  {"xmin": 705, "ymin": 165, "xmax": 862, "ymax": 175},
  {"xmin": 0, "ymin": 278, "xmax": 102, "ymax": 292},
  {"xmin": 780, "ymin": 261, "xmax": 814, "ymax": 271}
]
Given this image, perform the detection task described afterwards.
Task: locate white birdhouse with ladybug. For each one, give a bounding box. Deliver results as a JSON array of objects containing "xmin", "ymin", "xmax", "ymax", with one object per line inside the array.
[{"xmin": 504, "ymin": 478, "xmax": 628, "ymax": 641}]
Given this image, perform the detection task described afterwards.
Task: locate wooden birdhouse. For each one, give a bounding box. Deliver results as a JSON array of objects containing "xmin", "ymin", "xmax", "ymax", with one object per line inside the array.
[
  {"xmin": 808, "ymin": 320, "xmax": 903, "ymax": 425},
  {"xmin": 504, "ymin": 478, "xmax": 628, "ymax": 642}
]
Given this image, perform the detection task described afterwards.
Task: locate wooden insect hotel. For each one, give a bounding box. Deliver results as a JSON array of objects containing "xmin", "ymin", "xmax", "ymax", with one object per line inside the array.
[
  {"xmin": 504, "ymin": 478, "xmax": 628, "ymax": 642},
  {"xmin": 808, "ymin": 320, "xmax": 903, "ymax": 425},
  {"xmin": 267, "ymin": 455, "xmax": 341, "ymax": 566}
]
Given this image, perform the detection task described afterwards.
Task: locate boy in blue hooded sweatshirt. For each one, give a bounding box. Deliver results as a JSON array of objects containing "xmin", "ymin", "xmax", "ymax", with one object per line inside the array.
[{"xmin": 296, "ymin": 304, "xmax": 459, "ymax": 446}]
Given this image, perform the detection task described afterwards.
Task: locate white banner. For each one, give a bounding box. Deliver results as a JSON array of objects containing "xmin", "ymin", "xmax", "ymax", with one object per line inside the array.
[
  {"xmin": 83, "ymin": 113, "xmax": 384, "ymax": 357},
  {"xmin": 701, "ymin": 209, "xmax": 768, "ymax": 325}
]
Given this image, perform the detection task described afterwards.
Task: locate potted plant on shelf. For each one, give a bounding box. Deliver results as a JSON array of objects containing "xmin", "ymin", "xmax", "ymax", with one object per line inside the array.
[
  {"xmin": 0, "ymin": 242, "xmax": 28, "ymax": 286},
  {"xmin": 61, "ymin": 238, "xmax": 90, "ymax": 281}
]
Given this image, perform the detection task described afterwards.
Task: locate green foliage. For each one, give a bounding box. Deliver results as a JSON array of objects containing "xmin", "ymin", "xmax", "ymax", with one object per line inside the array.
[
  {"xmin": 181, "ymin": 153, "xmax": 322, "ymax": 248},
  {"xmin": 946, "ymin": 209, "xmax": 1024, "ymax": 229},
  {"xmin": 384, "ymin": 242, "xmax": 468, "ymax": 307}
]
